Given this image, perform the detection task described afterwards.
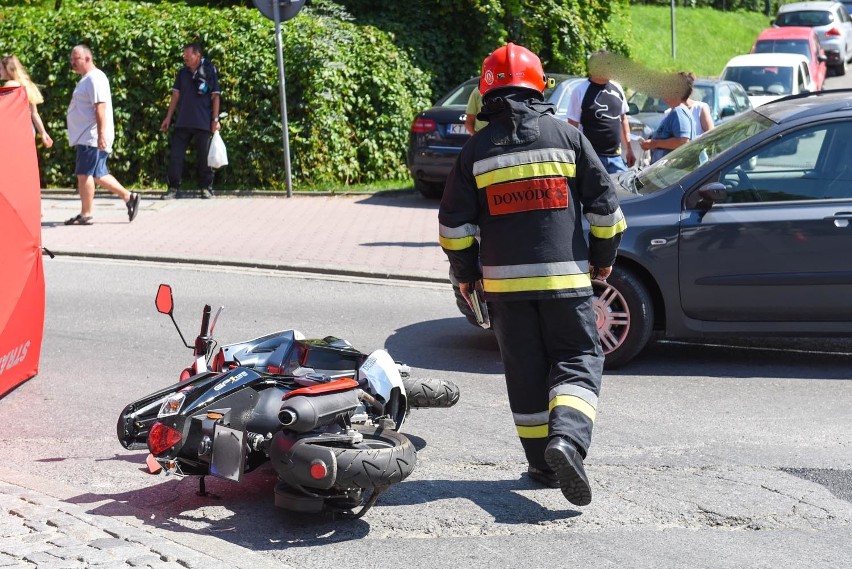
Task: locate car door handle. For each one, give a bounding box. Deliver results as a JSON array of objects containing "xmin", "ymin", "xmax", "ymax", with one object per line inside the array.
[{"xmin": 828, "ymin": 212, "xmax": 852, "ymax": 227}]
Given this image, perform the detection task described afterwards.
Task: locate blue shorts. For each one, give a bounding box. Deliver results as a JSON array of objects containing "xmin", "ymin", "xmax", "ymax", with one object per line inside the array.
[
  {"xmin": 75, "ymin": 145, "xmax": 110, "ymax": 178},
  {"xmin": 599, "ymin": 154, "xmax": 627, "ymax": 174}
]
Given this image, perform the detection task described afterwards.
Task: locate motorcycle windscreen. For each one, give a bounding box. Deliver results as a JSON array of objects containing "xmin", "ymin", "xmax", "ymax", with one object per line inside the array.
[{"xmin": 0, "ymin": 87, "xmax": 45, "ymax": 397}]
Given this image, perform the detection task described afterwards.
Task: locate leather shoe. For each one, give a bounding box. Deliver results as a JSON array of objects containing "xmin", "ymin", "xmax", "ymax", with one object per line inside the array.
[
  {"xmin": 544, "ymin": 437, "xmax": 592, "ymax": 506},
  {"xmin": 527, "ymin": 465, "xmax": 560, "ymax": 488}
]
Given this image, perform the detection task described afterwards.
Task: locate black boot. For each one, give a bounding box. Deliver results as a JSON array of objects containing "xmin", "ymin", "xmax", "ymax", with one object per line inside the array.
[{"xmin": 544, "ymin": 437, "xmax": 592, "ymax": 506}]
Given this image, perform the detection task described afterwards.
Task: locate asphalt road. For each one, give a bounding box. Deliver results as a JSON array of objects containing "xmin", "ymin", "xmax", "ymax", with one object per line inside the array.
[{"xmin": 2, "ymin": 258, "xmax": 850, "ymax": 568}]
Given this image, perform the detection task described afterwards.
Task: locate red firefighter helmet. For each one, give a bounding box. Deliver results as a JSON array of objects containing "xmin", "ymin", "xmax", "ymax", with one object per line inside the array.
[{"xmin": 479, "ymin": 43, "xmax": 546, "ymax": 96}]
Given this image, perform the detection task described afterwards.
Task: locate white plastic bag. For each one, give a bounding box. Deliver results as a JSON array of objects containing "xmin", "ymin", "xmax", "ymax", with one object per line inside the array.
[{"xmin": 207, "ymin": 131, "xmax": 228, "ymax": 169}]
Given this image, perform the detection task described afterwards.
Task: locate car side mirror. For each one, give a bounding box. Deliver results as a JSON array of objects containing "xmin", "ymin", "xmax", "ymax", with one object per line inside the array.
[
  {"xmin": 695, "ymin": 182, "xmax": 728, "ymax": 212},
  {"xmin": 720, "ymin": 106, "xmax": 736, "ymax": 118},
  {"xmin": 627, "ymin": 102, "xmax": 639, "ymax": 115}
]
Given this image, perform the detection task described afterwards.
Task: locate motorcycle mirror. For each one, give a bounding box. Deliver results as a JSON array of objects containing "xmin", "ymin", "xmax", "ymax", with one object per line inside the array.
[
  {"xmin": 155, "ymin": 284, "xmax": 174, "ymax": 315},
  {"xmin": 155, "ymin": 284, "xmax": 193, "ymax": 349},
  {"xmin": 210, "ymin": 305, "xmax": 224, "ymax": 336}
]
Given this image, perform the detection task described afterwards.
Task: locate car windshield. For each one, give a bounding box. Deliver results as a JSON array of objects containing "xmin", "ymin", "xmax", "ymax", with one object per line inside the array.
[
  {"xmin": 440, "ymin": 81, "xmax": 478, "ymax": 106},
  {"xmin": 753, "ymin": 39, "xmax": 812, "ymax": 59},
  {"xmin": 776, "ymin": 10, "xmax": 833, "ymax": 26},
  {"xmin": 692, "ymin": 85, "xmax": 713, "ymax": 106},
  {"xmin": 623, "ymin": 111, "xmax": 774, "ymax": 195},
  {"xmin": 438, "ymin": 77, "xmax": 569, "ymax": 108},
  {"xmin": 722, "ymin": 65, "xmax": 793, "ymax": 96},
  {"xmin": 628, "ymin": 91, "xmax": 668, "ymax": 113}
]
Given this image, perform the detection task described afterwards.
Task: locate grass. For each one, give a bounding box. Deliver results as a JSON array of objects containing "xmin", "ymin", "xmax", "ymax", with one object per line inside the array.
[{"xmin": 619, "ymin": 5, "xmax": 772, "ymax": 78}]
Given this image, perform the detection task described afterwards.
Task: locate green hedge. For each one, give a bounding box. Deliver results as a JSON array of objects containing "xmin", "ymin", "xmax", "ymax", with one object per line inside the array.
[{"xmin": 0, "ymin": 1, "xmax": 432, "ymax": 190}]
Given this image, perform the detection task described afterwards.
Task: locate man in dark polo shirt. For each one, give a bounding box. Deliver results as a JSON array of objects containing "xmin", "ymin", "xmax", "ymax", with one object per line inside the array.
[{"xmin": 160, "ymin": 42, "xmax": 221, "ymax": 199}]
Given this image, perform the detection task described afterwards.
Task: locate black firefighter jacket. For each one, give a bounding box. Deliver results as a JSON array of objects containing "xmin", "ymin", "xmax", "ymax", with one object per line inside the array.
[{"xmin": 438, "ymin": 89, "xmax": 626, "ymax": 301}]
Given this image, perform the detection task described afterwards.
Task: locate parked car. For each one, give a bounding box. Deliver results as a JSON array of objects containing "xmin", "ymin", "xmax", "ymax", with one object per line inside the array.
[
  {"xmin": 773, "ymin": 1, "xmax": 852, "ymax": 75},
  {"xmin": 451, "ymin": 89, "xmax": 852, "ymax": 368},
  {"xmin": 407, "ymin": 74, "xmax": 584, "ymax": 198},
  {"xmin": 626, "ymin": 78, "xmax": 753, "ymax": 140},
  {"xmin": 751, "ymin": 26, "xmax": 828, "ymax": 90},
  {"xmin": 720, "ymin": 52, "xmax": 815, "ymax": 107}
]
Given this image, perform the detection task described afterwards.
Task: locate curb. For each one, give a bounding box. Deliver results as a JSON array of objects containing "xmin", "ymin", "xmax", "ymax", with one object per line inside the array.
[{"xmin": 44, "ymin": 249, "xmax": 451, "ymax": 285}]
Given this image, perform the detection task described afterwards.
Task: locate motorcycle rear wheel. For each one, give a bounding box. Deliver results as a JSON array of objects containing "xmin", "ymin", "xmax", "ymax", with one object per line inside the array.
[{"xmin": 328, "ymin": 425, "xmax": 416, "ymax": 490}]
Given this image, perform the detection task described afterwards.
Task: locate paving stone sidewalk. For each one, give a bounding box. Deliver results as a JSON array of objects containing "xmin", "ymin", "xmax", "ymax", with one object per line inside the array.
[
  {"xmin": 0, "ymin": 481, "xmax": 283, "ymax": 569},
  {"xmin": 40, "ymin": 191, "xmax": 448, "ymax": 283}
]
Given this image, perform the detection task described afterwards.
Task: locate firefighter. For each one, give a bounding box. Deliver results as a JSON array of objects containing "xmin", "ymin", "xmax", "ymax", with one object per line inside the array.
[{"xmin": 438, "ymin": 43, "xmax": 626, "ymax": 506}]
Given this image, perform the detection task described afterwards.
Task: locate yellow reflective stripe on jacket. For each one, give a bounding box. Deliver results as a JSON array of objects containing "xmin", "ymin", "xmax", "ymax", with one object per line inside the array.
[
  {"xmin": 587, "ymin": 207, "xmax": 627, "ymax": 239},
  {"xmin": 482, "ymin": 260, "xmax": 589, "ymax": 279},
  {"xmin": 475, "ymin": 162, "xmax": 577, "ymax": 189},
  {"xmin": 484, "ymin": 273, "xmax": 592, "ymax": 293},
  {"xmin": 589, "ymin": 216, "xmax": 627, "ymax": 239},
  {"xmin": 549, "ymin": 394, "xmax": 596, "ymax": 422},
  {"xmin": 439, "ymin": 235, "xmax": 475, "ymax": 251},
  {"xmin": 439, "ymin": 222, "xmax": 477, "ymax": 251},
  {"xmin": 473, "ymin": 148, "xmax": 577, "ymax": 176},
  {"xmin": 516, "ymin": 424, "xmax": 549, "ymax": 439}
]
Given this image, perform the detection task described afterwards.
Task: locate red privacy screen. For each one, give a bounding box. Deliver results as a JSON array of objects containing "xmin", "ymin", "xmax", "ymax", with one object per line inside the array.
[{"xmin": 0, "ymin": 86, "xmax": 45, "ymax": 396}]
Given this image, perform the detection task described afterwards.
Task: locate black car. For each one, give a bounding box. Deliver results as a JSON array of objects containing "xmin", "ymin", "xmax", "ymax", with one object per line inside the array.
[
  {"xmin": 452, "ymin": 89, "xmax": 852, "ymax": 367},
  {"xmin": 407, "ymin": 75, "xmax": 583, "ymax": 198}
]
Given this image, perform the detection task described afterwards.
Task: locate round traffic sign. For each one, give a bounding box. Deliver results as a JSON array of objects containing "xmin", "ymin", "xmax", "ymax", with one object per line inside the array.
[{"xmin": 252, "ymin": 0, "xmax": 306, "ymax": 22}]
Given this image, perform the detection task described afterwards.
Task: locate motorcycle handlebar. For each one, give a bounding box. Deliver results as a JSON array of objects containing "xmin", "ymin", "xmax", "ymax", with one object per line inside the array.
[
  {"xmin": 199, "ymin": 304, "xmax": 212, "ymax": 337},
  {"xmin": 194, "ymin": 304, "xmax": 213, "ymax": 358}
]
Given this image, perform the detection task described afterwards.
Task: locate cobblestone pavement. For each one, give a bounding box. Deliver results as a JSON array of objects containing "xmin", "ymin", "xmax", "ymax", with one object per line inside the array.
[{"xmin": 0, "ymin": 481, "xmax": 283, "ymax": 569}]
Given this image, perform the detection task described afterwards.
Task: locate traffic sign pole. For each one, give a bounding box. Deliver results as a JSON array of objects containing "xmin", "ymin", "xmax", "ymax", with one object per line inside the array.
[
  {"xmin": 272, "ymin": 1, "xmax": 293, "ymax": 197},
  {"xmin": 253, "ymin": 0, "xmax": 305, "ymax": 197}
]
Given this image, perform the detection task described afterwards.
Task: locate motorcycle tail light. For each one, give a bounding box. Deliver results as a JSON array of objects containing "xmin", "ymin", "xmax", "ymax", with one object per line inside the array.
[
  {"xmin": 148, "ymin": 422, "xmax": 183, "ymax": 456},
  {"xmin": 158, "ymin": 392, "xmax": 186, "ymax": 417}
]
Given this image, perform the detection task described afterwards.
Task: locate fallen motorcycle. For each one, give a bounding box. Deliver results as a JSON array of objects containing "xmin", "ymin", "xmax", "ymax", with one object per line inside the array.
[{"xmin": 117, "ymin": 284, "xmax": 460, "ymax": 518}]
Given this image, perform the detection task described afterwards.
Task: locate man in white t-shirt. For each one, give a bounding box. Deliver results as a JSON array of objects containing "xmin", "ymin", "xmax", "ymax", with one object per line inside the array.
[{"xmin": 65, "ymin": 45, "xmax": 139, "ymax": 225}]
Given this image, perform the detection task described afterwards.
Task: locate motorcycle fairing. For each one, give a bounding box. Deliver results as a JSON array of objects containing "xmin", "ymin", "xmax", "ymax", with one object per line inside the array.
[
  {"xmin": 117, "ymin": 371, "xmax": 220, "ymax": 450},
  {"xmin": 219, "ymin": 329, "xmax": 304, "ymax": 372},
  {"xmin": 359, "ymin": 350, "xmax": 404, "ymax": 405},
  {"xmin": 183, "ymin": 367, "xmax": 264, "ymax": 416}
]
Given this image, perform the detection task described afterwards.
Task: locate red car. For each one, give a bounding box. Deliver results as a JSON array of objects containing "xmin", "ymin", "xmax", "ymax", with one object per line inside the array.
[{"xmin": 751, "ymin": 26, "xmax": 827, "ymax": 90}]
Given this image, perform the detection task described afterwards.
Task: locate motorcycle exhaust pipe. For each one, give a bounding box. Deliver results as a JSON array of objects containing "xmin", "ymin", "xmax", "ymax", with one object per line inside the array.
[{"xmin": 278, "ymin": 390, "xmax": 360, "ymax": 432}]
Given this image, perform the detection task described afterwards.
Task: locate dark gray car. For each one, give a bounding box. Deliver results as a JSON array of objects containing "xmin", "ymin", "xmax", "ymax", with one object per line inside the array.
[{"xmin": 453, "ymin": 89, "xmax": 852, "ymax": 367}]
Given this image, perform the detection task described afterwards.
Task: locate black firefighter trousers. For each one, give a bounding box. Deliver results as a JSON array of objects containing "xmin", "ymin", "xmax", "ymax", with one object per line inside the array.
[{"xmin": 489, "ymin": 296, "xmax": 603, "ymax": 471}]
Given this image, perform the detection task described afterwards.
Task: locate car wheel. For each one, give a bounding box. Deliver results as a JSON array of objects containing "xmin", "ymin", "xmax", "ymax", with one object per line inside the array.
[
  {"xmin": 834, "ymin": 60, "xmax": 846, "ymax": 76},
  {"xmin": 414, "ymin": 179, "xmax": 443, "ymax": 199},
  {"xmin": 592, "ymin": 267, "xmax": 654, "ymax": 369}
]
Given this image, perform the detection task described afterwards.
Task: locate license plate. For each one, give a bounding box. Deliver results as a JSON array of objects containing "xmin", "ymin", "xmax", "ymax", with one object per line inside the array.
[
  {"xmin": 210, "ymin": 424, "xmax": 247, "ymax": 482},
  {"xmin": 447, "ymin": 123, "xmax": 467, "ymax": 135}
]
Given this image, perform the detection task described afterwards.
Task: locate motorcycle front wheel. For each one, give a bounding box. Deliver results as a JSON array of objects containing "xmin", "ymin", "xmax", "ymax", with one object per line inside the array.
[{"xmin": 327, "ymin": 424, "xmax": 416, "ymax": 490}]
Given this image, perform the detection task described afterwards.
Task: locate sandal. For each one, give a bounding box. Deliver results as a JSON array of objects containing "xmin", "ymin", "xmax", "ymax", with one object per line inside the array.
[{"xmin": 65, "ymin": 214, "xmax": 93, "ymax": 225}]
